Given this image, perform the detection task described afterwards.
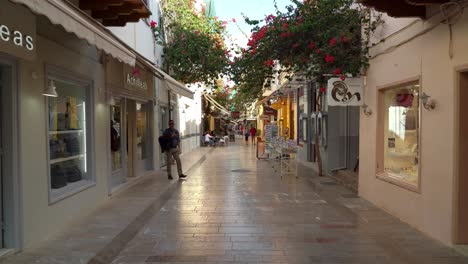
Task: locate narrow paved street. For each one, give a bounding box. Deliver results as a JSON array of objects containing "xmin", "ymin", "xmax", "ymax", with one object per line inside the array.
[{"xmin": 4, "ymin": 141, "xmax": 468, "ymax": 264}]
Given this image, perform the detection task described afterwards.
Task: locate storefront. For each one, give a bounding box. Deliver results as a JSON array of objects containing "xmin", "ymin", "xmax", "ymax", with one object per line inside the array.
[
  {"xmin": 106, "ymin": 58, "xmax": 155, "ymax": 191},
  {"xmin": 0, "ymin": 0, "xmax": 138, "ymax": 250}
]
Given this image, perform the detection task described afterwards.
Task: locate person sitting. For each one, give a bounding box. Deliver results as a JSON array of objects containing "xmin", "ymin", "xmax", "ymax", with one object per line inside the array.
[{"xmin": 204, "ymin": 131, "xmax": 215, "ymax": 146}]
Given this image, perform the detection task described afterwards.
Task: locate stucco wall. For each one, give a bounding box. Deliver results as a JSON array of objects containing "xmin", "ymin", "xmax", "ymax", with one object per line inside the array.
[
  {"xmin": 20, "ymin": 33, "xmax": 109, "ymax": 248},
  {"xmin": 360, "ymin": 9, "xmax": 468, "ymax": 245}
]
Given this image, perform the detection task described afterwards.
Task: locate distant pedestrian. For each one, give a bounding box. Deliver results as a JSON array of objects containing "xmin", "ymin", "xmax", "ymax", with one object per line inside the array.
[
  {"xmin": 162, "ymin": 120, "xmax": 187, "ymax": 180},
  {"xmin": 244, "ymin": 127, "xmax": 250, "ymax": 145},
  {"xmin": 249, "ymin": 125, "xmax": 257, "ymax": 145}
]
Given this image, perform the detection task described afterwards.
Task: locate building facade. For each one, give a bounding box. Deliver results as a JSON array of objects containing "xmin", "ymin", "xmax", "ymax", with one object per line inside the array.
[{"xmin": 360, "ymin": 1, "xmax": 468, "ymax": 246}]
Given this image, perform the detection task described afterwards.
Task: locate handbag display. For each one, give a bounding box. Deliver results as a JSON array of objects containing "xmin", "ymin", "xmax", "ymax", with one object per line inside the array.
[
  {"xmin": 66, "ymin": 166, "xmax": 82, "ymax": 183},
  {"xmin": 51, "ymin": 165, "xmax": 67, "ymax": 189},
  {"xmin": 65, "ymin": 136, "xmax": 81, "ymax": 155}
]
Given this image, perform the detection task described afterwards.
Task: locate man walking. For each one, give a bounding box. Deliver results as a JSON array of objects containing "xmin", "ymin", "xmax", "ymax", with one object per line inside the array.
[{"xmin": 163, "ymin": 120, "xmax": 187, "ymax": 180}]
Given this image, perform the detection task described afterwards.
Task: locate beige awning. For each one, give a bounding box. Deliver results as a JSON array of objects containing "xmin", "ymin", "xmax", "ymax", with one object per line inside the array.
[
  {"xmin": 152, "ymin": 68, "xmax": 194, "ymax": 99},
  {"xmin": 10, "ymin": 0, "xmax": 136, "ymax": 66}
]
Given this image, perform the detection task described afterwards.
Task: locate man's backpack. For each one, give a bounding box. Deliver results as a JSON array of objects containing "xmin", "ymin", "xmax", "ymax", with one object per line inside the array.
[{"xmin": 158, "ymin": 135, "xmax": 171, "ymax": 153}]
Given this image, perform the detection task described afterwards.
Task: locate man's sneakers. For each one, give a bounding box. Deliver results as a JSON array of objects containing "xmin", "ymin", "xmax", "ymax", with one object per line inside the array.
[{"xmin": 168, "ymin": 174, "xmax": 187, "ymax": 180}]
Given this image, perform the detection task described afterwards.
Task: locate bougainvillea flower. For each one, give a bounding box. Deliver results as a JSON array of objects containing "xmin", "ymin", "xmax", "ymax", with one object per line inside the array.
[
  {"xmin": 292, "ymin": 43, "xmax": 299, "ymax": 48},
  {"xmin": 266, "ymin": 14, "xmax": 277, "ymax": 22},
  {"xmin": 333, "ymin": 68, "xmax": 342, "ymax": 74},
  {"xmin": 150, "ymin": 20, "xmax": 157, "ymax": 28},
  {"xmin": 340, "ymin": 75, "xmax": 346, "ymax": 81},
  {"xmin": 320, "ymin": 87, "xmax": 326, "ymax": 93},
  {"xmin": 232, "ymin": 18, "xmax": 236, "ymax": 23},
  {"xmin": 280, "ymin": 32, "xmax": 292, "ymax": 38},
  {"xmin": 316, "ymin": 49, "xmax": 321, "ymax": 54},
  {"xmin": 282, "ymin": 22, "xmax": 289, "ymax": 30},
  {"xmin": 340, "ymin": 36, "xmax": 346, "ymax": 43},
  {"xmin": 325, "ymin": 54, "xmax": 335, "ymax": 63},
  {"xmin": 133, "ymin": 68, "xmax": 141, "ymax": 77},
  {"xmin": 308, "ymin": 41, "xmax": 315, "ymax": 49},
  {"xmin": 330, "ymin": 37, "xmax": 337, "ymax": 46},
  {"xmin": 264, "ymin": 59, "xmax": 274, "ymax": 67}
]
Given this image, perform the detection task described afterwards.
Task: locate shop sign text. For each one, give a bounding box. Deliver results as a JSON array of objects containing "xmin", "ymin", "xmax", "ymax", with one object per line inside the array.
[{"xmin": 126, "ymin": 73, "xmax": 148, "ymax": 90}]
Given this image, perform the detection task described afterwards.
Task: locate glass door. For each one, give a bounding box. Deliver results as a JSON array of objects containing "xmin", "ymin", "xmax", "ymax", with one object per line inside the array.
[{"xmin": 110, "ymin": 98, "xmax": 126, "ymax": 188}]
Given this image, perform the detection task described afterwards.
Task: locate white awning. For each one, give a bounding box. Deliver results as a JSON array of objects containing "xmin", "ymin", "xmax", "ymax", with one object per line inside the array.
[
  {"xmin": 10, "ymin": 0, "xmax": 136, "ymax": 66},
  {"xmin": 152, "ymin": 67, "xmax": 194, "ymax": 99}
]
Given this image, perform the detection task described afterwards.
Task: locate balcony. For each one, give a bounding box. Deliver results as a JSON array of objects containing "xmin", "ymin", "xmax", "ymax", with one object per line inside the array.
[
  {"xmin": 359, "ymin": 0, "xmax": 450, "ymax": 18},
  {"xmin": 79, "ymin": 0, "xmax": 151, "ymax": 27}
]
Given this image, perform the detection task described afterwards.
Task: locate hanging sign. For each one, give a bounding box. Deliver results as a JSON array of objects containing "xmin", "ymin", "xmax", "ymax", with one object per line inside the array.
[
  {"xmin": 0, "ymin": 1, "xmax": 36, "ymax": 60},
  {"xmin": 327, "ymin": 77, "xmax": 363, "ymax": 106}
]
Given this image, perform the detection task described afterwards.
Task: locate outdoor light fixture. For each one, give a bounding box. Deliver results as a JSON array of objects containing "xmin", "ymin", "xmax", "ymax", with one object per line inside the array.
[
  {"xmin": 420, "ymin": 92, "xmax": 436, "ymax": 110},
  {"xmin": 108, "ymin": 95, "xmax": 116, "ymax": 106},
  {"xmin": 361, "ymin": 104, "xmax": 372, "ymax": 116},
  {"xmin": 42, "ymin": 80, "xmax": 58, "ymax": 97}
]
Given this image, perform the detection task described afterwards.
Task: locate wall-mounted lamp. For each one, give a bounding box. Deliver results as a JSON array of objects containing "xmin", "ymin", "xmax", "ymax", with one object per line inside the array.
[
  {"xmin": 420, "ymin": 92, "xmax": 436, "ymax": 110},
  {"xmin": 361, "ymin": 104, "xmax": 372, "ymax": 116},
  {"xmin": 42, "ymin": 80, "xmax": 58, "ymax": 97},
  {"xmin": 108, "ymin": 95, "xmax": 116, "ymax": 106}
]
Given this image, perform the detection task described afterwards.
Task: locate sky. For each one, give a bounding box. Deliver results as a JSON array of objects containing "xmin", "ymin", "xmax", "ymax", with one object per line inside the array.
[{"xmin": 214, "ymin": 0, "xmax": 292, "ymax": 48}]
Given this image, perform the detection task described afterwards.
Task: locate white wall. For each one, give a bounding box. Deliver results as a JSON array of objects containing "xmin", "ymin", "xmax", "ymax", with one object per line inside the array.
[
  {"xmin": 360, "ymin": 8, "xmax": 468, "ymax": 245},
  {"xmin": 178, "ymin": 88, "xmax": 202, "ymax": 154}
]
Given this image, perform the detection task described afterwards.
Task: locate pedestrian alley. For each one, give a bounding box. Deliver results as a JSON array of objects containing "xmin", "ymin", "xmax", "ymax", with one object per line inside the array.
[{"xmin": 3, "ymin": 141, "xmax": 468, "ymax": 264}]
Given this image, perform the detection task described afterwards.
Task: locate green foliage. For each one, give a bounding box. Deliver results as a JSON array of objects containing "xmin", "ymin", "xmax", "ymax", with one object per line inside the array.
[{"xmin": 152, "ymin": 0, "xmax": 231, "ymax": 86}]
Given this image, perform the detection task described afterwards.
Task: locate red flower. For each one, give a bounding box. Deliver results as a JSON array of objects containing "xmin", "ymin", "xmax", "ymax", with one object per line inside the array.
[
  {"xmin": 325, "ymin": 54, "xmax": 335, "ymax": 63},
  {"xmin": 280, "ymin": 32, "xmax": 292, "ymax": 38},
  {"xmin": 132, "ymin": 68, "xmax": 141, "ymax": 77},
  {"xmin": 316, "ymin": 49, "xmax": 321, "ymax": 54},
  {"xmin": 282, "ymin": 22, "xmax": 289, "ymax": 30},
  {"xmin": 250, "ymin": 49, "xmax": 256, "ymax": 55},
  {"xmin": 230, "ymin": 61, "xmax": 235, "ymax": 65},
  {"xmin": 302, "ymin": 58, "xmax": 308, "ymax": 63},
  {"xmin": 264, "ymin": 59, "xmax": 274, "ymax": 67},
  {"xmin": 266, "ymin": 14, "xmax": 277, "ymax": 22},
  {"xmin": 320, "ymin": 87, "xmax": 326, "ymax": 93},
  {"xmin": 225, "ymin": 50, "xmax": 230, "ymax": 55},
  {"xmin": 330, "ymin": 37, "xmax": 337, "ymax": 46},
  {"xmin": 333, "ymin": 68, "xmax": 341, "ymax": 74},
  {"xmin": 232, "ymin": 18, "xmax": 236, "ymax": 23},
  {"xmin": 292, "ymin": 43, "xmax": 299, "ymax": 48},
  {"xmin": 340, "ymin": 75, "xmax": 346, "ymax": 81},
  {"xmin": 308, "ymin": 41, "xmax": 315, "ymax": 50},
  {"xmin": 340, "ymin": 36, "xmax": 346, "ymax": 43},
  {"xmin": 222, "ymin": 21, "xmax": 228, "ymax": 25},
  {"xmin": 150, "ymin": 20, "xmax": 157, "ymax": 28}
]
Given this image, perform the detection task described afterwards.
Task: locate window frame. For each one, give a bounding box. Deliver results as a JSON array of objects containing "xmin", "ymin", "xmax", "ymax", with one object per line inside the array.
[
  {"xmin": 45, "ymin": 65, "xmax": 96, "ymax": 204},
  {"xmin": 376, "ymin": 76, "xmax": 422, "ymax": 193}
]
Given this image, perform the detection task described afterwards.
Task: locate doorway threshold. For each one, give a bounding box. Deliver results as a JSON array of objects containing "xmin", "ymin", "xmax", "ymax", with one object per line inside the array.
[
  {"xmin": 0, "ymin": 248, "xmax": 15, "ymax": 259},
  {"xmin": 454, "ymin": 245, "xmax": 468, "ymax": 257}
]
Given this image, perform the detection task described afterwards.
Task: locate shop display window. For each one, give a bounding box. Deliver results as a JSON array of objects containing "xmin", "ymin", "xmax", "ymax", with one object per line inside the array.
[
  {"xmin": 47, "ymin": 78, "xmax": 93, "ymax": 203},
  {"xmin": 379, "ymin": 83, "xmax": 420, "ymax": 190}
]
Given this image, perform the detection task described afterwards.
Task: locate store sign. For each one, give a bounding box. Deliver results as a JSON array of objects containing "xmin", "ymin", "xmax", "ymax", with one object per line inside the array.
[
  {"xmin": 327, "ymin": 77, "xmax": 363, "ymax": 106},
  {"xmin": 124, "ymin": 66, "xmax": 149, "ymax": 91},
  {"xmin": 263, "ymin": 106, "xmax": 277, "ymax": 116},
  {"xmin": 0, "ymin": 1, "xmax": 36, "ymax": 60}
]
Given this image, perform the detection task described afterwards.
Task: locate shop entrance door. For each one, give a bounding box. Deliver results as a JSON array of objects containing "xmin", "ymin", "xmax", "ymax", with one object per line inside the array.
[
  {"xmin": 456, "ymin": 71, "xmax": 468, "ymax": 244},
  {"xmin": 328, "ymin": 106, "xmax": 360, "ymax": 172},
  {"xmin": 110, "ymin": 98, "xmax": 126, "ymax": 189}
]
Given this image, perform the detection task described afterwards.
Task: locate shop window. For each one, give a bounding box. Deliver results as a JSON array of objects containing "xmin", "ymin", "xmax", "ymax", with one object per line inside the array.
[
  {"xmin": 378, "ymin": 82, "xmax": 420, "ymax": 191},
  {"xmin": 47, "ymin": 78, "xmax": 94, "ymax": 203}
]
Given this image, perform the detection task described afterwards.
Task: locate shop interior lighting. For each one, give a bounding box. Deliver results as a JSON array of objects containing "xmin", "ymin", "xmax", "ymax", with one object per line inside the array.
[{"xmin": 42, "ymin": 80, "xmax": 59, "ymax": 97}]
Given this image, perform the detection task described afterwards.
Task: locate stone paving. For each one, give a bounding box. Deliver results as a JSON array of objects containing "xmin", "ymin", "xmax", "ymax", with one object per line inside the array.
[{"xmin": 3, "ymin": 141, "xmax": 468, "ymax": 264}]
